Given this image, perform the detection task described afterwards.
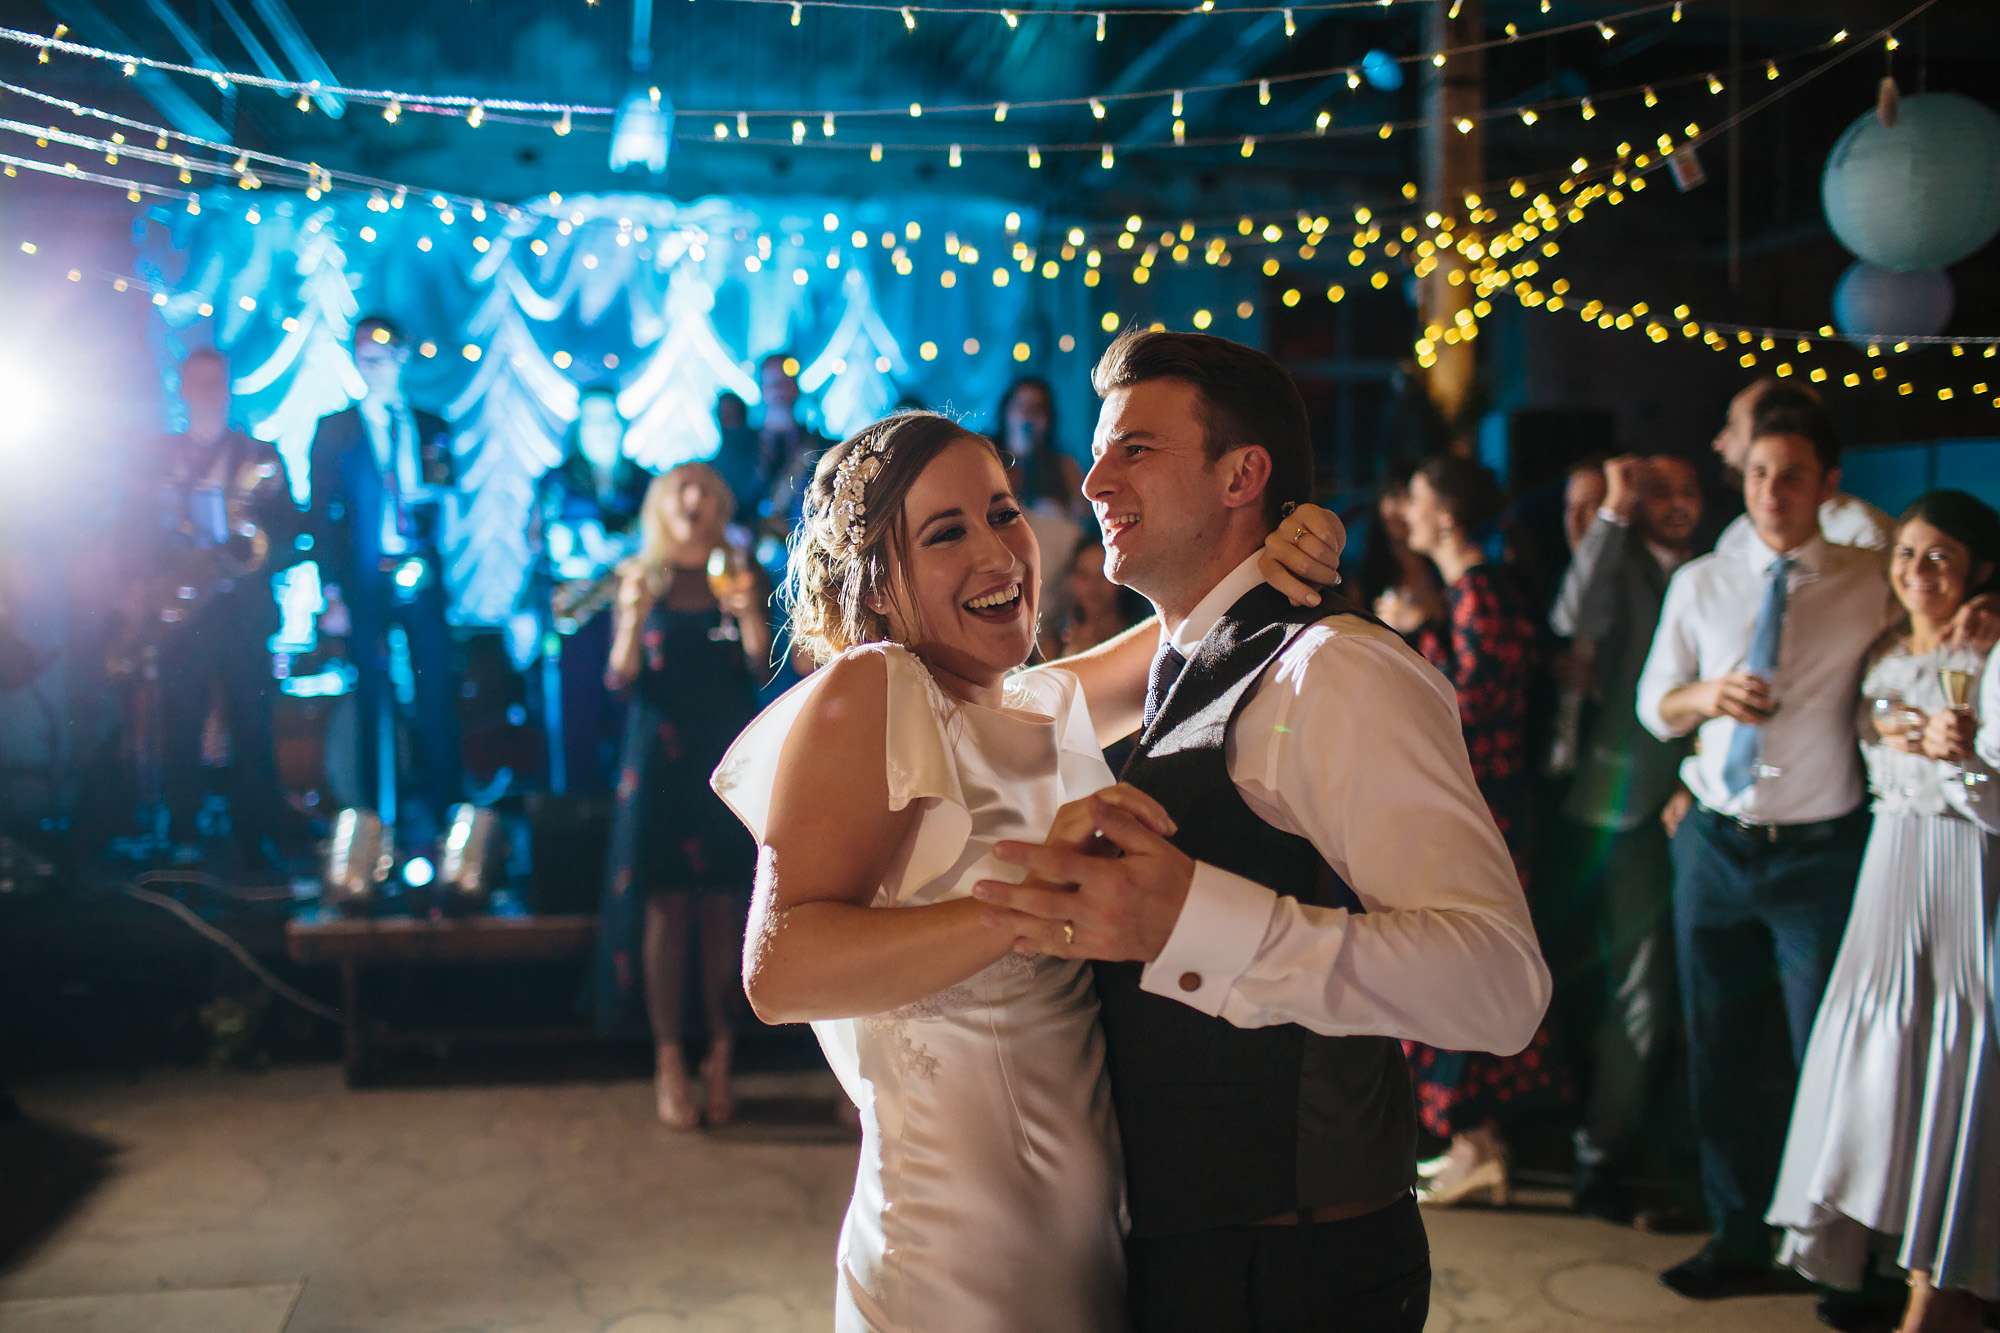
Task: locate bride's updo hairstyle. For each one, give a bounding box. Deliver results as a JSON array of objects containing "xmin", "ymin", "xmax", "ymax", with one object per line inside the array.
[{"xmin": 783, "ymin": 410, "xmax": 1003, "ymax": 667}]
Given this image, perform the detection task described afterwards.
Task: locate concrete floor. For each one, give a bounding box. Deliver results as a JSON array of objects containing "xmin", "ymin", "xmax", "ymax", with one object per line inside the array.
[{"xmin": 0, "ymin": 1065, "xmax": 1828, "ymax": 1332}]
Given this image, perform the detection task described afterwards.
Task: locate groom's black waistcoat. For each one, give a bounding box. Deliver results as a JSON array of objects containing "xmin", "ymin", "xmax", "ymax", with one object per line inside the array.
[{"xmin": 1096, "ymin": 582, "xmax": 1418, "ymax": 1239}]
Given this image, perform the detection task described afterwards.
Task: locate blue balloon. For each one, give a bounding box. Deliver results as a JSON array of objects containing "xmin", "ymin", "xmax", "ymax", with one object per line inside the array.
[
  {"xmin": 1822, "ymin": 92, "xmax": 2000, "ymax": 272},
  {"xmin": 1832, "ymin": 262, "xmax": 1953, "ymax": 341},
  {"xmin": 1361, "ymin": 50, "xmax": 1404, "ymax": 93}
]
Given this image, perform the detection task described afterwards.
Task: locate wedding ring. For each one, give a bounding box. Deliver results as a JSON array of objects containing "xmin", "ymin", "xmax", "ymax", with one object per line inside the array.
[{"xmin": 1062, "ymin": 921, "xmax": 1075, "ymax": 946}]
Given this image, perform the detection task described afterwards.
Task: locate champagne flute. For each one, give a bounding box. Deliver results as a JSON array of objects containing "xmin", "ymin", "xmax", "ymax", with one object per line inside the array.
[
  {"xmin": 706, "ymin": 543, "xmax": 752, "ymax": 642},
  {"xmin": 1937, "ymin": 647, "xmax": 1990, "ymax": 788}
]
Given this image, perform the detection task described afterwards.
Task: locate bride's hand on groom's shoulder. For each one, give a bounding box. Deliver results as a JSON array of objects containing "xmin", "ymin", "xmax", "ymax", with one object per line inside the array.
[
  {"xmin": 972, "ymin": 786, "xmax": 1194, "ymax": 964},
  {"xmin": 1261, "ymin": 502, "xmax": 1346, "ymax": 608}
]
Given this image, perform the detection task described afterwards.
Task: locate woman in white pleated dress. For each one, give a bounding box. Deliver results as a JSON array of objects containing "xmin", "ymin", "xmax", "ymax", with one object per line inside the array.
[
  {"xmin": 710, "ymin": 412, "xmax": 1180, "ymax": 1331},
  {"xmin": 1768, "ymin": 490, "xmax": 2000, "ymax": 1333}
]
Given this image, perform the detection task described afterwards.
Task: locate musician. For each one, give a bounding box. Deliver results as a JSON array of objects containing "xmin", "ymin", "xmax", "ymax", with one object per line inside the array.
[
  {"xmin": 534, "ymin": 385, "xmax": 652, "ymax": 793},
  {"xmin": 305, "ymin": 315, "xmax": 462, "ymax": 842},
  {"xmin": 714, "ymin": 353, "xmax": 830, "ymax": 537},
  {"xmin": 146, "ymin": 348, "xmax": 301, "ymax": 868}
]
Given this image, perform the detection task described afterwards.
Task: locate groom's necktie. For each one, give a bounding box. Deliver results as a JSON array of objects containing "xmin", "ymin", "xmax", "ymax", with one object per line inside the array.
[
  {"xmin": 1721, "ymin": 554, "xmax": 1794, "ymax": 796},
  {"xmin": 1142, "ymin": 644, "xmax": 1188, "ymax": 732}
]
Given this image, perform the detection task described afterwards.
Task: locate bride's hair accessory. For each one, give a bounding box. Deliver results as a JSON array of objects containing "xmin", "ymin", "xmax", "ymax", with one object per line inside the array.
[{"xmin": 827, "ymin": 432, "xmax": 892, "ymax": 557}]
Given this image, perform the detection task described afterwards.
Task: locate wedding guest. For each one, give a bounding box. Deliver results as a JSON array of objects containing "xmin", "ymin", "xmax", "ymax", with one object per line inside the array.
[
  {"xmin": 715, "ymin": 391, "xmax": 748, "ymax": 436},
  {"xmin": 1356, "ymin": 462, "xmax": 1444, "ymax": 622},
  {"xmin": 1550, "ymin": 453, "xmax": 1704, "ymax": 1223},
  {"xmin": 587, "ymin": 463, "xmax": 768, "ymax": 1129},
  {"xmin": 1060, "ymin": 533, "xmax": 1152, "ymax": 658},
  {"xmin": 1059, "ymin": 532, "xmax": 1153, "ymax": 771},
  {"xmin": 1710, "ymin": 380, "xmax": 1889, "ymax": 554},
  {"xmin": 1382, "ymin": 454, "xmax": 1569, "ymax": 1206},
  {"xmin": 1768, "ymin": 491, "xmax": 1999, "ymax": 1333},
  {"xmin": 1637, "ymin": 399, "xmax": 1895, "ymax": 1301},
  {"xmin": 995, "ymin": 376, "xmax": 1086, "ymax": 653}
]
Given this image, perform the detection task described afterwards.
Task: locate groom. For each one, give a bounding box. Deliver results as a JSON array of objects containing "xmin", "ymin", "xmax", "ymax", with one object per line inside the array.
[{"xmin": 977, "ymin": 330, "xmax": 1552, "ymax": 1331}]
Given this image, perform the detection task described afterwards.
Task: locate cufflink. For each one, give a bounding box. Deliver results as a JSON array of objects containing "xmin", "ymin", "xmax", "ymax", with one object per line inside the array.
[{"xmin": 1178, "ymin": 972, "xmax": 1203, "ymax": 993}]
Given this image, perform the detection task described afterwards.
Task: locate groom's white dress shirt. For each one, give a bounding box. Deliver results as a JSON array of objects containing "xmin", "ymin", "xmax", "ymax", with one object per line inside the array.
[{"xmin": 1136, "ymin": 553, "xmax": 1551, "ymax": 1056}]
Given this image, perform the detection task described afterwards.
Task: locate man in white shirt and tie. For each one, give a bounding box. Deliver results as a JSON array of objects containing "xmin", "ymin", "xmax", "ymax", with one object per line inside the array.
[
  {"xmin": 1708, "ymin": 377, "xmax": 1891, "ymax": 555},
  {"xmin": 975, "ymin": 329, "xmax": 1551, "ymax": 1330},
  {"xmin": 306, "ymin": 315, "xmax": 463, "ymax": 841},
  {"xmin": 1636, "ymin": 398, "xmax": 1894, "ymax": 1301}
]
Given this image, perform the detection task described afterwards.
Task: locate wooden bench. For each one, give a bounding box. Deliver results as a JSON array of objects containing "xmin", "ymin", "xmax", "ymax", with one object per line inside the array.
[{"xmin": 286, "ymin": 903, "xmax": 596, "ymax": 1085}]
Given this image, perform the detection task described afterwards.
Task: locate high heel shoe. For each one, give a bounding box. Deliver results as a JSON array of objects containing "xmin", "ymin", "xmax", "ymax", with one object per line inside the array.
[
  {"xmin": 1416, "ymin": 1155, "xmax": 1512, "ymax": 1208},
  {"xmin": 655, "ymin": 1055, "xmax": 700, "ymax": 1131},
  {"xmin": 699, "ymin": 1041, "xmax": 735, "ymax": 1128}
]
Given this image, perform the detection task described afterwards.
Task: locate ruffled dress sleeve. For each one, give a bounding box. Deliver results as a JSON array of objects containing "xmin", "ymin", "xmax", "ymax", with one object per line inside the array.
[
  {"xmin": 709, "ymin": 642, "xmax": 977, "ymax": 906},
  {"xmin": 1008, "ymin": 664, "xmax": 1119, "ymax": 804}
]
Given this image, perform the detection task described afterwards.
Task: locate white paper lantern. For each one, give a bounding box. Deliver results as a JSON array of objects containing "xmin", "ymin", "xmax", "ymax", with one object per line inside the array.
[
  {"xmin": 1822, "ymin": 92, "xmax": 2000, "ymax": 272},
  {"xmin": 1832, "ymin": 262, "xmax": 1954, "ymax": 341}
]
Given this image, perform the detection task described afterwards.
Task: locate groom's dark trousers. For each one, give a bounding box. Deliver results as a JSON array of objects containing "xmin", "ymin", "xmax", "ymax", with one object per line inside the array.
[
  {"xmin": 1125, "ymin": 1196, "xmax": 1430, "ymax": 1332},
  {"xmin": 1098, "ymin": 585, "xmax": 1429, "ymax": 1332}
]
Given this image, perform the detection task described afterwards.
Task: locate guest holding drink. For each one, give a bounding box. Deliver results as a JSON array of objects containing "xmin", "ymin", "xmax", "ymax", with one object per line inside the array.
[
  {"xmin": 587, "ymin": 463, "xmax": 768, "ymax": 1128},
  {"xmin": 1636, "ymin": 399, "xmax": 1897, "ymax": 1306},
  {"xmin": 1767, "ymin": 491, "xmax": 2000, "ymax": 1333}
]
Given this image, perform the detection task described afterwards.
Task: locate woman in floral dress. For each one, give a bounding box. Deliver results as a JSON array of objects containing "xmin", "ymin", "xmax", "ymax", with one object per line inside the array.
[{"xmin": 1381, "ymin": 455, "xmax": 1569, "ymax": 1205}]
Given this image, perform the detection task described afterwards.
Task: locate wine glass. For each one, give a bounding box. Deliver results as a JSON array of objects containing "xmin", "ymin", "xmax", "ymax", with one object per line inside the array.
[
  {"xmin": 1936, "ymin": 646, "xmax": 1990, "ymax": 788},
  {"xmin": 706, "ymin": 543, "xmax": 753, "ymax": 642},
  {"xmin": 1870, "ymin": 692, "xmax": 1928, "ymax": 800}
]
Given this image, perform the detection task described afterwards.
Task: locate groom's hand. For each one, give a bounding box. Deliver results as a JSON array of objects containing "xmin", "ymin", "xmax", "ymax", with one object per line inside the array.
[{"xmin": 973, "ymin": 804, "xmax": 1195, "ymax": 964}]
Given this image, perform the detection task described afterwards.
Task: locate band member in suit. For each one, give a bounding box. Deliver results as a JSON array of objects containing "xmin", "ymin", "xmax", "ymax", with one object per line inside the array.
[
  {"xmin": 145, "ymin": 348, "xmax": 301, "ymax": 868},
  {"xmin": 534, "ymin": 384, "xmax": 652, "ymax": 794},
  {"xmin": 305, "ymin": 315, "xmax": 462, "ymax": 840}
]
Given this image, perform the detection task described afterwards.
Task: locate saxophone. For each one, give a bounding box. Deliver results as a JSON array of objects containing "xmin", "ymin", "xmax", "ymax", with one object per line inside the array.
[
  {"xmin": 551, "ymin": 569, "xmax": 623, "ymax": 635},
  {"xmin": 109, "ymin": 449, "xmax": 290, "ymax": 678}
]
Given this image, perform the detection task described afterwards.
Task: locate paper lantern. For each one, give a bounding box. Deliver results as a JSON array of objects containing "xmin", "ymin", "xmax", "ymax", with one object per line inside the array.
[
  {"xmin": 1821, "ymin": 92, "xmax": 2000, "ymax": 272},
  {"xmin": 1832, "ymin": 262, "xmax": 1954, "ymax": 341}
]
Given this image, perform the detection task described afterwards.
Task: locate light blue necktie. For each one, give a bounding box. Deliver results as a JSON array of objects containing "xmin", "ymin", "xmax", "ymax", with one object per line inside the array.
[{"xmin": 1722, "ymin": 555, "xmax": 1793, "ymax": 796}]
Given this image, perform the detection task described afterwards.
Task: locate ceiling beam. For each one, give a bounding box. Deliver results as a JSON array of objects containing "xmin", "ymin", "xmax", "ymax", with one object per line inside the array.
[
  {"xmin": 38, "ymin": 0, "xmax": 227, "ymax": 140},
  {"xmin": 247, "ymin": 0, "xmax": 343, "ymax": 117}
]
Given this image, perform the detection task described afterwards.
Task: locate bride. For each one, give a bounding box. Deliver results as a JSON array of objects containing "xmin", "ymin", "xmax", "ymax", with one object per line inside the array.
[{"xmin": 711, "ymin": 410, "xmax": 1323, "ymax": 1329}]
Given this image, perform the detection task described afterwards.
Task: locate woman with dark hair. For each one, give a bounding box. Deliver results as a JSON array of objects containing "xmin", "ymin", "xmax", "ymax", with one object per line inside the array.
[
  {"xmin": 995, "ymin": 376, "xmax": 1087, "ymax": 652},
  {"xmin": 1355, "ymin": 461, "xmax": 1444, "ymax": 620},
  {"xmin": 536, "ymin": 385, "xmax": 653, "ymax": 792},
  {"xmin": 1769, "ymin": 490, "xmax": 2000, "ymax": 1332},
  {"xmin": 1386, "ymin": 454, "xmax": 1569, "ymax": 1205}
]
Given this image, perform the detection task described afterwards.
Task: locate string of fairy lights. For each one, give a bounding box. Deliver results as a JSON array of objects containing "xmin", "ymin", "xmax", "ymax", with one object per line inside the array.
[
  {"xmin": 0, "ymin": 14, "xmax": 1850, "ymax": 250},
  {"xmin": 0, "ymin": 0, "xmax": 1688, "ymax": 147},
  {"xmin": 0, "ymin": 43, "xmax": 1774, "ymax": 316},
  {"xmin": 3, "ymin": 0, "xmax": 1992, "ymax": 407}
]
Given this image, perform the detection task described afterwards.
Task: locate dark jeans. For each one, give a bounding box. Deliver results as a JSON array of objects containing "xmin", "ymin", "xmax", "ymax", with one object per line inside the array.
[
  {"xmin": 1579, "ymin": 819, "xmax": 1681, "ymax": 1161},
  {"xmin": 1126, "ymin": 1195, "xmax": 1429, "ymax": 1333},
  {"xmin": 157, "ymin": 593, "xmax": 285, "ymax": 848},
  {"xmin": 348, "ymin": 572, "xmax": 462, "ymax": 827},
  {"xmin": 1671, "ymin": 805, "xmax": 1866, "ymax": 1256}
]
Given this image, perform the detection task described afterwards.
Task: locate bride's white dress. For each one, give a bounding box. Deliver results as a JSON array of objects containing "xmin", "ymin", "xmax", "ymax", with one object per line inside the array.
[{"xmin": 712, "ymin": 643, "xmax": 1128, "ymax": 1331}]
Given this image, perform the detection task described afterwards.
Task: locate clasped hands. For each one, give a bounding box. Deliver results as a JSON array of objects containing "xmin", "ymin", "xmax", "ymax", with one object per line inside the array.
[{"xmin": 973, "ymin": 785, "xmax": 1195, "ymax": 964}]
